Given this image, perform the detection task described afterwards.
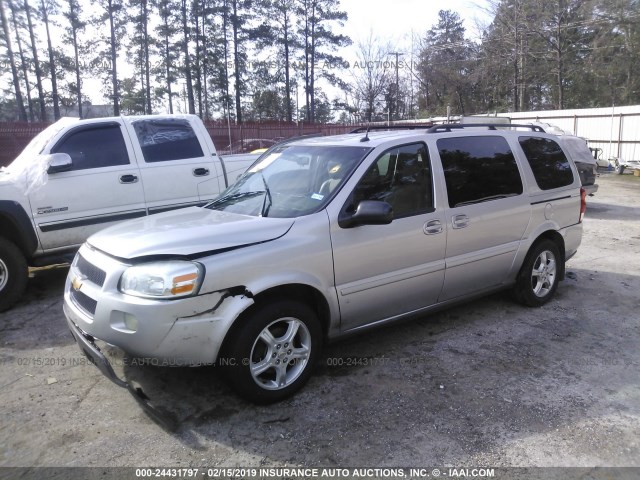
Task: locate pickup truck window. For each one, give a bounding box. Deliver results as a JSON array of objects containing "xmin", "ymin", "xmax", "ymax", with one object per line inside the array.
[
  {"xmin": 519, "ymin": 136, "xmax": 573, "ymax": 190},
  {"xmin": 347, "ymin": 143, "xmax": 433, "ymax": 218},
  {"xmin": 438, "ymin": 136, "xmax": 523, "ymax": 208},
  {"xmin": 51, "ymin": 124, "xmax": 129, "ymax": 171},
  {"xmin": 206, "ymin": 145, "xmax": 371, "ymax": 218},
  {"xmin": 132, "ymin": 119, "xmax": 204, "ymax": 162}
]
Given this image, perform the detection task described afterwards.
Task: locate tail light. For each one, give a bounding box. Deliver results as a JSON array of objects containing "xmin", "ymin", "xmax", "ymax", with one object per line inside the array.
[{"xmin": 579, "ymin": 187, "xmax": 587, "ymax": 222}]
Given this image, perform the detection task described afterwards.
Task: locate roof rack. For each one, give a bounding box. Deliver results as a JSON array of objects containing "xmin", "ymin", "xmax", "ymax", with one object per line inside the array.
[
  {"xmin": 349, "ymin": 124, "xmax": 434, "ymax": 134},
  {"xmin": 426, "ymin": 123, "xmax": 546, "ymax": 133}
]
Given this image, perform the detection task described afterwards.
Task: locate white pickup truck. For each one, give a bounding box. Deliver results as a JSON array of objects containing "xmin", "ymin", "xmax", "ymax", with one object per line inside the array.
[{"xmin": 0, "ymin": 114, "xmax": 257, "ymax": 311}]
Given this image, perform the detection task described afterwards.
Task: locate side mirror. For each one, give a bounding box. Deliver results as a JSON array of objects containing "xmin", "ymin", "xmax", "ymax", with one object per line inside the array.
[
  {"xmin": 338, "ymin": 200, "xmax": 393, "ymax": 228},
  {"xmin": 46, "ymin": 153, "xmax": 73, "ymax": 174}
]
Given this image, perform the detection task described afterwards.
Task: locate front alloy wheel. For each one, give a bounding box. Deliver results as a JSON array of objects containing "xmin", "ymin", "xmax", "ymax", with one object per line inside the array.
[
  {"xmin": 223, "ymin": 299, "xmax": 322, "ymax": 403},
  {"xmin": 250, "ymin": 317, "xmax": 311, "ymax": 390}
]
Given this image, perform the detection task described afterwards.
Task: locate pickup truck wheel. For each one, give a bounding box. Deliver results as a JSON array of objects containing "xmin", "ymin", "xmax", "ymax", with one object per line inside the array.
[
  {"xmin": 0, "ymin": 238, "xmax": 28, "ymax": 312},
  {"xmin": 223, "ymin": 300, "xmax": 322, "ymax": 404},
  {"xmin": 513, "ymin": 240, "xmax": 561, "ymax": 307}
]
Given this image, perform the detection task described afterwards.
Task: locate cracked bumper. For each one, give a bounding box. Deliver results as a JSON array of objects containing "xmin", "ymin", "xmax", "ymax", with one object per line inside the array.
[{"xmin": 65, "ymin": 312, "xmax": 127, "ymax": 387}]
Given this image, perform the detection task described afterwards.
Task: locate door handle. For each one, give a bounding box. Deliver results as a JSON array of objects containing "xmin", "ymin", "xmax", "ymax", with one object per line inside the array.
[
  {"xmin": 193, "ymin": 167, "xmax": 210, "ymax": 177},
  {"xmin": 423, "ymin": 219, "xmax": 443, "ymax": 235},
  {"xmin": 452, "ymin": 214, "xmax": 469, "ymax": 229},
  {"xmin": 119, "ymin": 174, "xmax": 138, "ymax": 184}
]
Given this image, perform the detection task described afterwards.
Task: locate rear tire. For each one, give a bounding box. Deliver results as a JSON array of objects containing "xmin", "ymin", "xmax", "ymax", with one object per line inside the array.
[
  {"xmin": 0, "ymin": 237, "xmax": 28, "ymax": 312},
  {"xmin": 513, "ymin": 240, "xmax": 561, "ymax": 307},
  {"xmin": 221, "ymin": 299, "xmax": 322, "ymax": 404}
]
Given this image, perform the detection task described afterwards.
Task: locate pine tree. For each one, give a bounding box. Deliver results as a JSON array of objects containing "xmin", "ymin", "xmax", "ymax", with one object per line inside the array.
[
  {"xmin": 129, "ymin": 0, "xmax": 152, "ymax": 113},
  {"xmin": 90, "ymin": 0, "xmax": 125, "ymax": 115},
  {"xmin": 7, "ymin": 0, "xmax": 33, "ymax": 120},
  {"xmin": 62, "ymin": 0, "xmax": 85, "ymax": 117},
  {"xmin": 296, "ymin": 0, "xmax": 350, "ymax": 123},
  {"xmin": 0, "ymin": 0, "xmax": 28, "ymax": 120},
  {"xmin": 417, "ymin": 10, "xmax": 474, "ymax": 115},
  {"xmin": 255, "ymin": 0, "xmax": 299, "ymax": 122},
  {"xmin": 39, "ymin": 0, "xmax": 60, "ymax": 119},
  {"xmin": 23, "ymin": 0, "xmax": 46, "ymax": 120},
  {"xmin": 180, "ymin": 0, "xmax": 195, "ymax": 113},
  {"xmin": 152, "ymin": 0, "xmax": 179, "ymax": 113}
]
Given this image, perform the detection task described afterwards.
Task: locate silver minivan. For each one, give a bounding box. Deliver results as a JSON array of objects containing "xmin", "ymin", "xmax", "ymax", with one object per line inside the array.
[{"xmin": 64, "ymin": 124, "xmax": 585, "ymax": 405}]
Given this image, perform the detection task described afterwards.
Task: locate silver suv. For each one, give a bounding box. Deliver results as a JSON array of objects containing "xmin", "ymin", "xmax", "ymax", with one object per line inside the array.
[{"xmin": 64, "ymin": 124, "xmax": 585, "ymax": 405}]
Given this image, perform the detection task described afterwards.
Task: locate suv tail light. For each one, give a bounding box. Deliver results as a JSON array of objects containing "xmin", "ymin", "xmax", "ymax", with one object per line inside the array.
[{"xmin": 580, "ymin": 187, "xmax": 587, "ymax": 222}]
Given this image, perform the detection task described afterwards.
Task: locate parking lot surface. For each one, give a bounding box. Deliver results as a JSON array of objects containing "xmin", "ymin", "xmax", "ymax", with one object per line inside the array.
[{"xmin": 1, "ymin": 173, "xmax": 639, "ymax": 469}]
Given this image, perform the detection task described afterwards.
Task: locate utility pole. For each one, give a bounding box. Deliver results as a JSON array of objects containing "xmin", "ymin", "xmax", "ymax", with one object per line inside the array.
[{"xmin": 389, "ymin": 52, "xmax": 403, "ymax": 121}]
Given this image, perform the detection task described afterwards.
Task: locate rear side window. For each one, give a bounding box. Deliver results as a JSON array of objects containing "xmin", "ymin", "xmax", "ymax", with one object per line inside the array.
[
  {"xmin": 438, "ymin": 136, "xmax": 523, "ymax": 208},
  {"xmin": 132, "ymin": 119, "xmax": 204, "ymax": 162},
  {"xmin": 519, "ymin": 136, "xmax": 573, "ymax": 190},
  {"xmin": 51, "ymin": 124, "xmax": 129, "ymax": 170}
]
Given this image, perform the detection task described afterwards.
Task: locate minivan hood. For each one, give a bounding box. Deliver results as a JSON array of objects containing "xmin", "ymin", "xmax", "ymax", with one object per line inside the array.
[{"xmin": 87, "ymin": 207, "xmax": 294, "ymax": 259}]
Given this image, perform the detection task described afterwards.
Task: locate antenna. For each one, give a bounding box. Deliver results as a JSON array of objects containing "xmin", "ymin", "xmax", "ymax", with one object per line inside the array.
[{"xmin": 360, "ymin": 124, "xmax": 370, "ymax": 142}]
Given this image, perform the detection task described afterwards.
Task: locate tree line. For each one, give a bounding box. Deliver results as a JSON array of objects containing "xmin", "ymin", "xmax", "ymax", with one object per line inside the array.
[
  {"xmin": 0, "ymin": 0, "xmax": 350, "ymax": 123},
  {"xmin": 414, "ymin": 0, "xmax": 640, "ymax": 117},
  {"xmin": 0, "ymin": 0, "xmax": 639, "ymax": 124}
]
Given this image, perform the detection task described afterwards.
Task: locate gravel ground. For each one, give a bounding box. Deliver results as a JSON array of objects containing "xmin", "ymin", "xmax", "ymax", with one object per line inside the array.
[{"xmin": 0, "ymin": 172, "xmax": 639, "ymax": 471}]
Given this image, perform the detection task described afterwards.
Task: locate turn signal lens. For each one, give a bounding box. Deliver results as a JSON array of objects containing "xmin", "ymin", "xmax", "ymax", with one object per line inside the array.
[{"xmin": 171, "ymin": 272, "xmax": 199, "ymax": 295}]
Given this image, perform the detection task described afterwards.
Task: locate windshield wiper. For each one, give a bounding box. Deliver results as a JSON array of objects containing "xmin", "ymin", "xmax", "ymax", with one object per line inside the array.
[
  {"xmin": 260, "ymin": 172, "xmax": 273, "ymax": 217},
  {"xmin": 207, "ymin": 190, "xmax": 265, "ymax": 208}
]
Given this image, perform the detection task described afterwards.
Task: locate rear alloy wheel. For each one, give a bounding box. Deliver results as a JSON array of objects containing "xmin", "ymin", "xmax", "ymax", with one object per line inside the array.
[
  {"xmin": 223, "ymin": 300, "xmax": 322, "ymax": 403},
  {"xmin": 0, "ymin": 238, "xmax": 28, "ymax": 312},
  {"xmin": 513, "ymin": 240, "xmax": 561, "ymax": 307}
]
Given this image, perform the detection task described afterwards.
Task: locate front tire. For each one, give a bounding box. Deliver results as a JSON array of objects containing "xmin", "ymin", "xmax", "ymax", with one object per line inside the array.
[
  {"xmin": 222, "ymin": 299, "xmax": 322, "ymax": 404},
  {"xmin": 0, "ymin": 238, "xmax": 28, "ymax": 312},
  {"xmin": 513, "ymin": 240, "xmax": 561, "ymax": 307}
]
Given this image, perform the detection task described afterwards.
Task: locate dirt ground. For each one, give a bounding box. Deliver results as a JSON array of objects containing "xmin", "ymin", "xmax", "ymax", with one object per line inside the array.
[{"xmin": 1, "ymin": 172, "xmax": 639, "ymax": 471}]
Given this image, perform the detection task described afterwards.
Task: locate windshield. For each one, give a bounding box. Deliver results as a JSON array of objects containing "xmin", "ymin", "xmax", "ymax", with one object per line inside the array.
[{"xmin": 206, "ymin": 144, "xmax": 372, "ymax": 218}]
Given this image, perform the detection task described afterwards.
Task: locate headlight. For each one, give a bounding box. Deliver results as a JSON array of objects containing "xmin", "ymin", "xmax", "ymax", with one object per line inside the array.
[{"xmin": 119, "ymin": 261, "xmax": 204, "ymax": 299}]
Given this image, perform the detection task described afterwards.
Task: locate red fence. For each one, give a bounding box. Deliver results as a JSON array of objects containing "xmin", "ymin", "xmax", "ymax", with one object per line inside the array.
[
  {"xmin": 0, "ymin": 122, "xmax": 51, "ymax": 167},
  {"xmin": 0, "ymin": 120, "xmax": 356, "ymax": 167},
  {"xmin": 204, "ymin": 120, "xmax": 354, "ymax": 152}
]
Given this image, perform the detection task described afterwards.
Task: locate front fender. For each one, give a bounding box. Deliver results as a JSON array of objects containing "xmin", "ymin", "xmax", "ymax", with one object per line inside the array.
[{"xmin": 0, "ymin": 200, "xmax": 39, "ymax": 257}]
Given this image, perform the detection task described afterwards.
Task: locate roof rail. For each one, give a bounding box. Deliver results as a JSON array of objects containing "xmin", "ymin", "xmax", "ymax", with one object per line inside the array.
[
  {"xmin": 426, "ymin": 123, "xmax": 546, "ymax": 133},
  {"xmin": 349, "ymin": 124, "xmax": 434, "ymax": 134}
]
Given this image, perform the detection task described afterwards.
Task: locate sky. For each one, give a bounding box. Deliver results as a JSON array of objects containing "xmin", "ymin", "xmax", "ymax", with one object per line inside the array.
[
  {"xmin": 339, "ymin": 0, "xmax": 492, "ymax": 54},
  {"xmin": 310, "ymin": 0, "xmax": 493, "ymax": 110}
]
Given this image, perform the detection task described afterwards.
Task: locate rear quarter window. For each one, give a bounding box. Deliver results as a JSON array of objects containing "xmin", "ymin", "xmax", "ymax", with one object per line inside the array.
[
  {"xmin": 437, "ymin": 136, "xmax": 523, "ymax": 208},
  {"xmin": 519, "ymin": 136, "xmax": 574, "ymax": 190}
]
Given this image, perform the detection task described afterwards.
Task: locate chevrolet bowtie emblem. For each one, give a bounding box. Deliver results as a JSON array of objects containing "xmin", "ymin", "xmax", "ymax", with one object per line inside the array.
[{"xmin": 71, "ymin": 275, "xmax": 84, "ymax": 291}]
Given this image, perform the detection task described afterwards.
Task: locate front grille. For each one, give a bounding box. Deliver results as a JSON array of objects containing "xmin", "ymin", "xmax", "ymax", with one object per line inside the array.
[
  {"xmin": 70, "ymin": 289, "xmax": 97, "ymax": 317},
  {"xmin": 76, "ymin": 254, "xmax": 106, "ymax": 287}
]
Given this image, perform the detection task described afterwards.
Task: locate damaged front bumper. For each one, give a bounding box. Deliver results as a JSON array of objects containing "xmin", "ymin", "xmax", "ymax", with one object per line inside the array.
[
  {"xmin": 65, "ymin": 312, "xmax": 181, "ymax": 430},
  {"xmin": 65, "ymin": 312, "xmax": 128, "ymax": 388}
]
